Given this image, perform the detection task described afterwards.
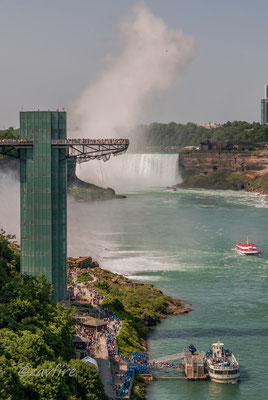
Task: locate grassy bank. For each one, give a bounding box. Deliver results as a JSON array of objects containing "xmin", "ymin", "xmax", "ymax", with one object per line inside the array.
[
  {"xmin": 179, "ymin": 171, "xmax": 250, "ymax": 191},
  {"xmin": 179, "ymin": 170, "xmax": 268, "ymax": 194},
  {"xmin": 90, "ymin": 268, "xmax": 189, "ymax": 356},
  {"xmin": 247, "ymin": 172, "xmax": 268, "ymax": 193},
  {"xmin": 76, "ymin": 271, "xmax": 93, "ymax": 284}
]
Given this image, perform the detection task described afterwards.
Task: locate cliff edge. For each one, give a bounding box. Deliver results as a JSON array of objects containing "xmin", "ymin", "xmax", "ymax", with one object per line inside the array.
[
  {"xmin": 67, "ymin": 159, "xmax": 117, "ymax": 201},
  {"xmin": 178, "ymin": 150, "xmax": 268, "ymax": 194}
]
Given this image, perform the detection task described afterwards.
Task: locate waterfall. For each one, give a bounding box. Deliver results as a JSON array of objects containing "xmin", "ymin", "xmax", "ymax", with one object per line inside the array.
[{"xmin": 76, "ymin": 153, "xmax": 181, "ymax": 192}]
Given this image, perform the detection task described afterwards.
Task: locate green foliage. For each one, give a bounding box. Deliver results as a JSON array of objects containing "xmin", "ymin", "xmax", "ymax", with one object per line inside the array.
[
  {"xmin": 181, "ymin": 171, "xmax": 252, "ymax": 190},
  {"xmin": 67, "ymin": 359, "xmax": 108, "ymax": 400},
  {"xmin": 0, "ymin": 128, "xmax": 20, "ymax": 159},
  {"xmin": 134, "ymin": 121, "xmax": 268, "ymax": 150},
  {"xmin": 131, "ymin": 376, "xmax": 147, "ymax": 400},
  {"xmin": 93, "ymin": 269, "xmax": 180, "ymax": 355},
  {"xmin": 0, "ymin": 232, "xmax": 107, "ymax": 399},
  {"xmin": 19, "ymin": 360, "xmax": 72, "ymax": 400},
  {"xmin": 249, "ymin": 172, "xmax": 268, "ymax": 192},
  {"xmin": 80, "ymin": 303, "xmax": 93, "ymax": 309},
  {"xmin": 18, "ymin": 359, "xmax": 108, "ymax": 400},
  {"xmin": 0, "ymin": 355, "xmax": 23, "ymax": 400},
  {"xmin": 226, "ymin": 173, "xmax": 248, "ymax": 185},
  {"xmin": 95, "ymin": 280, "xmax": 110, "ymax": 291},
  {"xmin": 0, "ymin": 229, "xmax": 20, "ymax": 287},
  {"xmin": 116, "ymin": 321, "xmax": 144, "ymax": 355},
  {"xmin": 0, "ymin": 127, "xmax": 19, "ymax": 140},
  {"xmin": 181, "ymin": 170, "xmax": 268, "ymax": 194},
  {"xmin": 76, "ymin": 273, "xmax": 93, "ymax": 284}
]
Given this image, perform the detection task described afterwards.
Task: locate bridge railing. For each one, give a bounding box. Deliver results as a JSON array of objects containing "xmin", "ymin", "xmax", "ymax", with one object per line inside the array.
[
  {"xmin": 52, "ymin": 139, "xmax": 129, "ymax": 145},
  {"xmin": 0, "ymin": 138, "xmax": 129, "ymax": 145},
  {"xmin": 0, "ymin": 139, "xmax": 33, "ymax": 145}
]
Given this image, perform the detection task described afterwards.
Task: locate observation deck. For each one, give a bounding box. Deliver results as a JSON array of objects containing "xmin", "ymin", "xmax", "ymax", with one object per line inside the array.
[{"xmin": 0, "ymin": 138, "xmax": 129, "ymax": 163}]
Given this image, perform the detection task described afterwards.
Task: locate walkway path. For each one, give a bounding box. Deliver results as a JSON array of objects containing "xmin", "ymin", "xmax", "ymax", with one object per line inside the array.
[
  {"xmin": 95, "ymin": 336, "xmax": 114, "ymax": 398},
  {"xmin": 69, "ymin": 270, "xmax": 126, "ymax": 399}
]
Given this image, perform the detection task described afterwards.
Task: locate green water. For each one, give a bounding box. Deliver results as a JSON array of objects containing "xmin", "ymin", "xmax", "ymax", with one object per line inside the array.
[{"xmin": 69, "ymin": 188, "xmax": 268, "ymax": 400}]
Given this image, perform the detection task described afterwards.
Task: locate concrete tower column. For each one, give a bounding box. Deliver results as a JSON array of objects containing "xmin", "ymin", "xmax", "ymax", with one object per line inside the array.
[{"xmin": 20, "ymin": 111, "xmax": 67, "ymax": 301}]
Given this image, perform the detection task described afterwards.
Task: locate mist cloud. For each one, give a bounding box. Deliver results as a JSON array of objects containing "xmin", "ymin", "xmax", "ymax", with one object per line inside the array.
[
  {"xmin": 72, "ymin": 3, "xmax": 194, "ymax": 138},
  {"xmin": 0, "ymin": 171, "xmax": 20, "ymax": 239}
]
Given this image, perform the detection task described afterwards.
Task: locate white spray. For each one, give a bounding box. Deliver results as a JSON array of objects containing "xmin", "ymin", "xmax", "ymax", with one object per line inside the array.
[
  {"xmin": 76, "ymin": 153, "xmax": 181, "ymax": 192},
  {"xmin": 72, "ymin": 3, "xmax": 194, "ymax": 139},
  {"xmin": 0, "ymin": 4, "xmax": 194, "ymax": 241},
  {"xmin": 0, "ymin": 170, "xmax": 20, "ymax": 239}
]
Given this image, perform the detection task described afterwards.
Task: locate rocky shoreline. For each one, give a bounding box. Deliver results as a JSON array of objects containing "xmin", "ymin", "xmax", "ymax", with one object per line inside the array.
[
  {"xmin": 68, "ymin": 258, "xmax": 190, "ymax": 354},
  {"xmin": 93, "ymin": 267, "xmax": 191, "ymax": 318},
  {"xmin": 178, "ymin": 150, "xmax": 268, "ymax": 194},
  {"xmin": 67, "ymin": 158, "xmax": 126, "ymax": 201},
  {"xmin": 68, "ymin": 257, "xmax": 190, "ymax": 399}
]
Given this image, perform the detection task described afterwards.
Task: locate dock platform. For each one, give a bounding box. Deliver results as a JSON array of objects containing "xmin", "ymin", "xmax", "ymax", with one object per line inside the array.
[{"xmin": 182, "ymin": 351, "xmax": 208, "ymax": 380}]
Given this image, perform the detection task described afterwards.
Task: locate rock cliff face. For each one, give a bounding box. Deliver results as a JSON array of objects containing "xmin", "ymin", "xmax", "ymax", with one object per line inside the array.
[
  {"xmin": 179, "ymin": 151, "xmax": 268, "ymax": 176},
  {"xmin": 178, "ymin": 151, "xmax": 268, "ymax": 193},
  {"xmin": 67, "ymin": 158, "xmax": 117, "ymax": 201}
]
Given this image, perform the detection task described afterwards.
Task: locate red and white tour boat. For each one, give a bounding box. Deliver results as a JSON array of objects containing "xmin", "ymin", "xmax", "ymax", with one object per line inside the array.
[{"xmin": 235, "ymin": 237, "xmax": 260, "ymax": 255}]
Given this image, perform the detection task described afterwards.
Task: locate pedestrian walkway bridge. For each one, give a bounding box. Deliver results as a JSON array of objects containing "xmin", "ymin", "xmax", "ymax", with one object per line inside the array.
[
  {"xmin": 0, "ymin": 138, "xmax": 129, "ymax": 163},
  {"xmin": 149, "ymin": 352, "xmax": 185, "ymax": 364}
]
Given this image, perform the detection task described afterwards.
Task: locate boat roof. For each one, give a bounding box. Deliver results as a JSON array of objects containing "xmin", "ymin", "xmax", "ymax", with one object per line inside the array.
[
  {"xmin": 236, "ymin": 242, "xmax": 256, "ymax": 246},
  {"xmin": 213, "ymin": 341, "xmax": 224, "ymax": 347}
]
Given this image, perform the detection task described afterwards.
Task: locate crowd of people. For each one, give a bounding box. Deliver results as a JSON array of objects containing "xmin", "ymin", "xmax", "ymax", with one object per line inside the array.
[
  {"xmin": 0, "ymin": 138, "xmax": 32, "ymax": 143},
  {"xmin": 52, "ymin": 138, "xmax": 129, "ymax": 145},
  {"xmin": 101, "ymin": 309, "xmax": 121, "ymax": 357},
  {"xmin": 113, "ymin": 352, "xmax": 150, "ymax": 397},
  {"xmin": 69, "ymin": 271, "xmax": 152, "ymax": 399},
  {"xmin": 0, "ymin": 138, "xmax": 129, "ymax": 145},
  {"xmin": 75, "ymin": 321, "xmax": 100, "ymax": 357},
  {"xmin": 70, "ymin": 277, "xmax": 122, "ymax": 360},
  {"xmin": 87, "ymin": 287, "xmax": 103, "ymax": 307},
  {"xmin": 116, "ymin": 369, "xmax": 134, "ymax": 397},
  {"xmin": 72, "ymin": 283, "xmax": 100, "ymax": 357},
  {"xmin": 128, "ymin": 352, "xmax": 150, "ymax": 374},
  {"xmin": 149, "ymin": 361, "xmax": 180, "ymax": 369}
]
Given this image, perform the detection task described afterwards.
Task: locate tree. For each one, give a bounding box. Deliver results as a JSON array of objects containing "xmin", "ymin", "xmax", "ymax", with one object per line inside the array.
[
  {"xmin": 0, "ymin": 355, "xmax": 23, "ymax": 400},
  {"xmin": 68, "ymin": 359, "xmax": 108, "ymax": 400}
]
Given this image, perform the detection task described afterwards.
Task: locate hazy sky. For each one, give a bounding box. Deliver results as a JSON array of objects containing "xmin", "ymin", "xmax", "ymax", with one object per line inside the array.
[{"xmin": 1, "ymin": 0, "xmax": 268, "ymax": 128}]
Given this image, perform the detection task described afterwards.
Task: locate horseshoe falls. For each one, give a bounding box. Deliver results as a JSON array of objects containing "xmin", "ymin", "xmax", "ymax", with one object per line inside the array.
[{"xmin": 76, "ymin": 153, "xmax": 181, "ymax": 192}]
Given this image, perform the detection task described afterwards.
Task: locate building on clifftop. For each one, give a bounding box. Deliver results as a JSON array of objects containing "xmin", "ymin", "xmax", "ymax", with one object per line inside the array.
[{"xmin": 261, "ymin": 84, "xmax": 268, "ymax": 125}]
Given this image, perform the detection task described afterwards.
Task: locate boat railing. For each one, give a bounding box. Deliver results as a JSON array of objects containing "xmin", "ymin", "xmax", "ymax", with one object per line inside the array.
[{"xmin": 209, "ymin": 362, "xmax": 238, "ymax": 370}]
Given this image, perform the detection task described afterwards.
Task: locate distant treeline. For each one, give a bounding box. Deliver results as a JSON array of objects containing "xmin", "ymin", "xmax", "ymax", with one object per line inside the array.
[
  {"xmin": 134, "ymin": 121, "xmax": 268, "ymax": 149},
  {"xmin": 0, "ymin": 127, "xmax": 19, "ymax": 139},
  {"xmin": 0, "ymin": 128, "xmax": 20, "ymax": 159},
  {"xmin": 3, "ymin": 121, "xmax": 268, "ymax": 149}
]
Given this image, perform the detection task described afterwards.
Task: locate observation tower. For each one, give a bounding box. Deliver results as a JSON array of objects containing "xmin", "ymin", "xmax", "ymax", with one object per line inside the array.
[{"xmin": 0, "ymin": 111, "xmax": 129, "ymax": 300}]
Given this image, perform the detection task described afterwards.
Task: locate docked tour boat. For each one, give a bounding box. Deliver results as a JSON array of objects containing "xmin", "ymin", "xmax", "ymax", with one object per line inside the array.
[
  {"xmin": 205, "ymin": 341, "xmax": 240, "ymax": 383},
  {"xmin": 235, "ymin": 237, "xmax": 260, "ymax": 255}
]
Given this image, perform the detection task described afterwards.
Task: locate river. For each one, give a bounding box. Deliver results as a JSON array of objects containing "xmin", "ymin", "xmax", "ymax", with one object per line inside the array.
[
  {"xmin": 69, "ymin": 187, "xmax": 268, "ymax": 400},
  {"xmin": 1, "ymin": 153, "xmax": 267, "ymax": 400}
]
